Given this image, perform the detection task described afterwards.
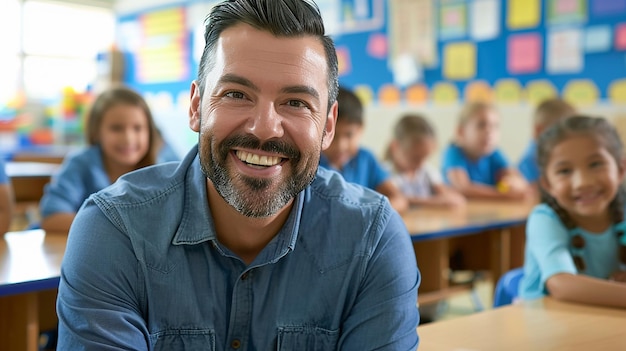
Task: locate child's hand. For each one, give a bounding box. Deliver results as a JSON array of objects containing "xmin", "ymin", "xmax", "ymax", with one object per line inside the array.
[{"xmin": 609, "ymin": 270, "xmax": 626, "ymax": 282}]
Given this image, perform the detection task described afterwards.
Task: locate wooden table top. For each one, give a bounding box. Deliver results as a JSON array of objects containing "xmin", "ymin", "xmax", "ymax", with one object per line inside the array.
[
  {"xmin": 0, "ymin": 230, "xmax": 66, "ymax": 297},
  {"xmin": 403, "ymin": 200, "xmax": 537, "ymax": 241},
  {"xmin": 418, "ymin": 298, "xmax": 626, "ymax": 351}
]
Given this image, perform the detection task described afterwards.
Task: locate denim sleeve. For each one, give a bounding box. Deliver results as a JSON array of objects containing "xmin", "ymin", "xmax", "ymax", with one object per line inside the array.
[
  {"xmin": 526, "ymin": 207, "xmax": 577, "ymax": 288},
  {"xmin": 57, "ymin": 200, "xmax": 149, "ymax": 350},
  {"xmin": 39, "ymin": 157, "xmax": 89, "ymax": 217},
  {"xmin": 338, "ymin": 207, "xmax": 420, "ymax": 350}
]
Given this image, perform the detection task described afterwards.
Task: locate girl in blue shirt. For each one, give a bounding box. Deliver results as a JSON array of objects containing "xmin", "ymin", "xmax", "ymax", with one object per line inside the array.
[
  {"xmin": 0, "ymin": 158, "xmax": 13, "ymax": 234},
  {"xmin": 39, "ymin": 86, "xmax": 159, "ymax": 233},
  {"xmin": 520, "ymin": 115, "xmax": 626, "ymax": 308}
]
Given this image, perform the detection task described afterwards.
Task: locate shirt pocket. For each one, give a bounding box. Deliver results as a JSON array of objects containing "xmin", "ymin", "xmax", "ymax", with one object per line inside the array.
[
  {"xmin": 150, "ymin": 329, "xmax": 215, "ymax": 351},
  {"xmin": 276, "ymin": 326, "xmax": 339, "ymax": 350}
]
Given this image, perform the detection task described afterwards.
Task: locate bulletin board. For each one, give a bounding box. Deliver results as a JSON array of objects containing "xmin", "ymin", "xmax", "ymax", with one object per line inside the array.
[{"xmin": 334, "ymin": 0, "xmax": 626, "ymax": 106}]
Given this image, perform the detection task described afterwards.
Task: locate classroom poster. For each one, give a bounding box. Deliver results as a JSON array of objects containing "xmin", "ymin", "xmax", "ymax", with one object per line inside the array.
[
  {"xmin": 336, "ymin": 46, "xmax": 352, "ymax": 76},
  {"xmin": 526, "ymin": 80, "xmax": 558, "ymax": 105},
  {"xmin": 584, "ymin": 25, "xmax": 612, "ymax": 53},
  {"xmin": 470, "ymin": 0, "xmax": 500, "ymax": 41},
  {"xmin": 340, "ymin": 0, "xmax": 384, "ymax": 34},
  {"xmin": 443, "ymin": 42, "xmax": 476, "ymax": 80},
  {"xmin": 432, "ymin": 82, "xmax": 459, "ymax": 105},
  {"xmin": 547, "ymin": 28, "xmax": 583, "ymax": 74},
  {"xmin": 494, "ymin": 79, "xmax": 523, "ymax": 104},
  {"xmin": 392, "ymin": 54, "xmax": 421, "ymax": 87},
  {"xmin": 439, "ymin": 2, "xmax": 467, "ymax": 39},
  {"xmin": 405, "ymin": 84, "xmax": 428, "ymax": 105},
  {"xmin": 354, "ymin": 84, "xmax": 375, "ymax": 106},
  {"xmin": 367, "ymin": 33, "xmax": 387, "ymax": 59},
  {"xmin": 507, "ymin": 0, "xmax": 540, "ymax": 30},
  {"xmin": 609, "ymin": 79, "xmax": 626, "ymax": 103},
  {"xmin": 562, "ymin": 79, "xmax": 599, "ymax": 106},
  {"xmin": 547, "ymin": 0, "xmax": 587, "ymax": 25},
  {"xmin": 508, "ymin": 33, "xmax": 542, "ymax": 74},
  {"xmin": 378, "ymin": 84, "xmax": 402, "ymax": 105},
  {"xmin": 591, "ymin": 0, "xmax": 626, "ymax": 17},
  {"xmin": 388, "ymin": 0, "xmax": 437, "ymax": 67},
  {"xmin": 616, "ymin": 24, "xmax": 626, "ymax": 50},
  {"xmin": 465, "ymin": 81, "xmax": 493, "ymax": 102}
]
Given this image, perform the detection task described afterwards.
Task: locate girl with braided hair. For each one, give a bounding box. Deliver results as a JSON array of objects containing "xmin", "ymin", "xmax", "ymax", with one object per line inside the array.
[{"xmin": 519, "ymin": 115, "xmax": 626, "ymax": 308}]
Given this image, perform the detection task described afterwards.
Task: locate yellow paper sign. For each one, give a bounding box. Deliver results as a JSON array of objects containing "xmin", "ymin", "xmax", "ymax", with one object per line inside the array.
[
  {"xmin": 465, "ymin": 80, "xmax": 493, "ymax": 103},
  {"xmin": 405, "ymin": 84, "xmax": 428, "ymax": 105},
  {"xmin": 432, "ymin": 82, "xmax": 459, "ymax": 105},
  {"xmin": 563, "ymin": 80, "xmax": 599, "ymax": 107},
  {"xmin": 494, "ymin": 79, "xmax": 523, "ymax": 104},
  {"xmin": 508, "ymin": 0, "xmax": 540, "ymax": 29},
  {"xmin": 526, "ymin": 80, "xmax": 557, "ymax": 106},
  {"xmin": 609, "ymin": 79, "xmax": 626, "ymax": 104},
  {"xmin": 443, "ymin": 42, "xmax": 476, "ymax": 80},
  {"xmin": 353, "ymin": 85, "xmax": 374, "ymax": 106},
  {"xmin": 379, "ymin": 84, "xmax": 402, "ymax": 106}
]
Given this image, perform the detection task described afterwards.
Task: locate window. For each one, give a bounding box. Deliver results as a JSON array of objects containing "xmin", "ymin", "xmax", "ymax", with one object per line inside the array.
[{"xmin": 1, "ymin": 0, "xmax": 114, "ymax": 104}]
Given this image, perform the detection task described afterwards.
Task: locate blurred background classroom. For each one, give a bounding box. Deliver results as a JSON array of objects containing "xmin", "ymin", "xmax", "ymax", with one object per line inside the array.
[{"xmin": 3, "ymin": 0, "xmax": 626, "ymax": 330}]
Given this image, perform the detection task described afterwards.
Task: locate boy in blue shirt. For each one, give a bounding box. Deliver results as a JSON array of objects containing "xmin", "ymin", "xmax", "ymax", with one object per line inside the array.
[
  {"xmin": 518, "ymin": 98, "xmax": 575, "ymax": 189},
  {"xmin": 320, "ymin": 86, "xmax": 408, "ymax": 212},
  {"xmin": 442, "ymin": 102, "xmax": 529, "ymax": 200}
]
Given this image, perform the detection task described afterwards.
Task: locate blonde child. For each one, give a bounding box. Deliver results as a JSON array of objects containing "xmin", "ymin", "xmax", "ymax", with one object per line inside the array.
[
  {"xmin": 0, "ymin": 157, "xmax": 14, "ymax": 233},
  {"xmin": 442, "ymin": 102, "xmax": 528, "ymax": 200},
  {"xmin": 518, "ymin": 98, "xmax": 575, "ymax": 187},
  {"xmin": 320, "ymin": 86, "xmax": 408, "ymax": 212},
  {"xmin": 388, "ymin": 114, "xmax": 465, "ymax": 207},
  {"xmin": 39, "ymin": 85, "xmax": 158, "ymax": 233},
  {"xmin": 520, "ymin": 116, "xmax": 626, "ymax": 308}
]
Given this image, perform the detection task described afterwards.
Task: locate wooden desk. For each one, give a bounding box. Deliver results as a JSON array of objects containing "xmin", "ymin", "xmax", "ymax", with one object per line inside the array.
[
  {"xmin": 403, "ymin": 201, "xmax": 535, "ymax": 304},
  {"xmin": 418, "ymin": 298, "xmax": 626, "ymax": 350},
  {"xmin": 0, "ymin": 230, "xmax": 66, "ymax": 351},
  {"xmin": 6, "ymin": 161, "xmax": 60, "ymax": 203}
]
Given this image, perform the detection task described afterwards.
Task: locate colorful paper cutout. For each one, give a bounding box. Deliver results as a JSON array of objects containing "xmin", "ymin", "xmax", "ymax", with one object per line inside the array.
[
  {"xmin": 547, "ymin": 0, "xmax": 586, "ymax": 25},
  {"xmin": 508, "ymin": 33, "xmax": 542, "ymax": 74},
  {"xmin": 353, "ymin": 85, "xmax": 374, "ymax": 106},
  {"xmin": 443, "ymin": 42, "xmax": 476, "ymax": 80},
  {"xmin": 494, "ymin": 79, "xmax": 524, "ymax": 104},
  {"xmin": 508, "ymin": 0, "xmax": 540, "ymax": 29},
  {"xmin": 465, "ymin": 81, "xmax": 493, "ymax": 103},
  {"xmin": 526, "ymin": 80, "xmax": 558, "ymax": 105},
  {"xmin": 405, "ymin": 84, "xmax": 428, "ymax": 105},
  {"xmin": 563, "ymin": 80, "xmax": 599, "ymax": 107},
  {"xmin": 616, "ymin": 24, "xmax": 626, "ymax": 50},
  {"xmin": 432, "ymin": 82, "xmax": 459, "ymax": 105},
  {"xmin": 388, "ymin": 0, "xmax": 438, "ymax": 67},
  {"xmin": 592, "ymin": 0, "xmax": 626, "ymax": 17},
  {"xmin": 609, "ymin": 79, "xmax": 626, "ymax": 104},
  {"xmin": 470, "ymin": 0, "xmax": 500, "ymax": 41},
  {"xmin": 584, "ymin": 25, "xmax": 612, "ymax": 53},
  {"xmin": 440, "ymin": 3, "xmax": 467, "ymax": 39},
  {"xmin": 335, "ymin": 46, "xmax": 351, "ymax": 76},
  {"xmin": 367, "ymin": 33, "xmax": 387, "ymax": 59},
  {"xmin": 547, "ymin": 29, "xmax": 583, "ymax": 74},
  {"xmin": 378, "ymin": 84, "xmax": 401, "ymax": 105},
  {"xmin": 392, "ymin": 54, "xmax": 422, "ymax": 88}
]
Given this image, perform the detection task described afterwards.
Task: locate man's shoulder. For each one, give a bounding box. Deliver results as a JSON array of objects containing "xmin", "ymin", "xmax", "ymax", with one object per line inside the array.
[{"xmin": 311, "ymin": 167, "xmax": 387, "ymax": 208}]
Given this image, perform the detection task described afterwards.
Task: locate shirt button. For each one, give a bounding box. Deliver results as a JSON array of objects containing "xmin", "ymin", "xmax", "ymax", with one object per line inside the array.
[
  {"xmin": 231, "ymin": 339, "xmax": 241, "ymax": 349},
  {"xmin": 241, "ymin": 272, "xmax": 249, "ymax": 280}
]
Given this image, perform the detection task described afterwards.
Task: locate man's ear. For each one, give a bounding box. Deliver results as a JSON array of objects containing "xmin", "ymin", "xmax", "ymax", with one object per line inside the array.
[
  {"xmin": 321, "ymin": 101, "xmax": 338, "ymax": 150},
  {"xmin": 189, "ymin": 81, "xmax": 201, "ymax": 132}
]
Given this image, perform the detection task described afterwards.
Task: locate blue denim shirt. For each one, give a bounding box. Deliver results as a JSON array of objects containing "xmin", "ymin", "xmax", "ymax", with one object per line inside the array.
[{"xmin": 57, "ymin": 146, "xmax": 420, "ymax": 350}]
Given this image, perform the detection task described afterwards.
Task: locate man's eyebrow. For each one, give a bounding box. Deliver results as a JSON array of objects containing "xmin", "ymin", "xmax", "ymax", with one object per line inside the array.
[
  {"xmin": 281, "ymin": 86, "xmax": 320, "ymax": 101},
  {"xmin": 217, "ymin": 74, "xmax": 259, "ymax": 92}
]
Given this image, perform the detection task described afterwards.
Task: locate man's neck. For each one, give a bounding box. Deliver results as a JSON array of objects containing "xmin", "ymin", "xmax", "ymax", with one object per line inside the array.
[{"xmin": 206, "ymin": 181, "xmax": 293, "ymax": 265}]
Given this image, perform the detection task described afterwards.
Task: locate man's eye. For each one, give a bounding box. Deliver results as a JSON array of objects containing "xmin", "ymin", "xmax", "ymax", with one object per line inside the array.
[
  {"xmin": 225, "ymin": 91, "xmax": 245, "ymax": 99},
  {"xmin": 287, "ymin": 100, "xmax": 308, "ymax": 108}
]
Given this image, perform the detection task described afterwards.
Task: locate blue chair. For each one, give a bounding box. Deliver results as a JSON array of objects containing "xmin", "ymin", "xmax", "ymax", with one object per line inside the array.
[{"xmin": 493, "ymin": 267, "xmax": 524, "ymax": 308}]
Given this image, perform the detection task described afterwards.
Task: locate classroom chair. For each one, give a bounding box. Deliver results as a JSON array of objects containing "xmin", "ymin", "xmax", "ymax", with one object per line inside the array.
[{"xmin": 493, "ymin": 267, "xmax": 524, "ymax": 308}]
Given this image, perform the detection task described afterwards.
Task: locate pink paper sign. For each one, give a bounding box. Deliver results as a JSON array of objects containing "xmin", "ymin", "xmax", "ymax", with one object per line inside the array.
[
  {"xmin": 616, "ymin": 23, "xmax": 626, "ymax": 50},
  {"xmin": 508, "ymin": 33, "xmax": 542, "ymax": 74}
]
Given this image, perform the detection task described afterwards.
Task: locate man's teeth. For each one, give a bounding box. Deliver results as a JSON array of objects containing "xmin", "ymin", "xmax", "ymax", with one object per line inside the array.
[{"xmin": 236, "ymin": 151, "xmax": 281, "ymax": 166}]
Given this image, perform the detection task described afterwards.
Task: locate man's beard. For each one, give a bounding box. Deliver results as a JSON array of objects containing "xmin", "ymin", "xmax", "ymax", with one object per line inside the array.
[{"xmin": 199, "ymin": 133, "xmax": 319, "ymax": 218}]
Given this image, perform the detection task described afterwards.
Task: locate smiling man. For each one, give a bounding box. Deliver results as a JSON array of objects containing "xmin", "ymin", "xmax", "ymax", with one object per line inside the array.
[{"xmin": 56, "ymin": 0, "xmax": 420, "ymax": 350}]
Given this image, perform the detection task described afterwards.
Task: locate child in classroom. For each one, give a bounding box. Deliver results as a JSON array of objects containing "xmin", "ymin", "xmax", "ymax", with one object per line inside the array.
[
  {"xmin": 441, "ymin": 102, "xmax": 529, "ymax": 200},
  {"xmin": 518, "ymin": 98, "xmax": 576, "ymax": 189},
  {"xmin": 519, "ymin": 115, "xmax": 626, "ymax": 308},
  {"xmin": 39, "ymin": 85, "xmax": 159, "ymax": 233},
  {"xmin": 387, "ymin": 113, "xmax": 465, "ymax": 207},
  {"xmin": 0, "ymin": 157, "xmax": 14, "ymax": 234},
  {"xmin": 319, "ymin": 86, "xmax": 409, "ymax": 213}
]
